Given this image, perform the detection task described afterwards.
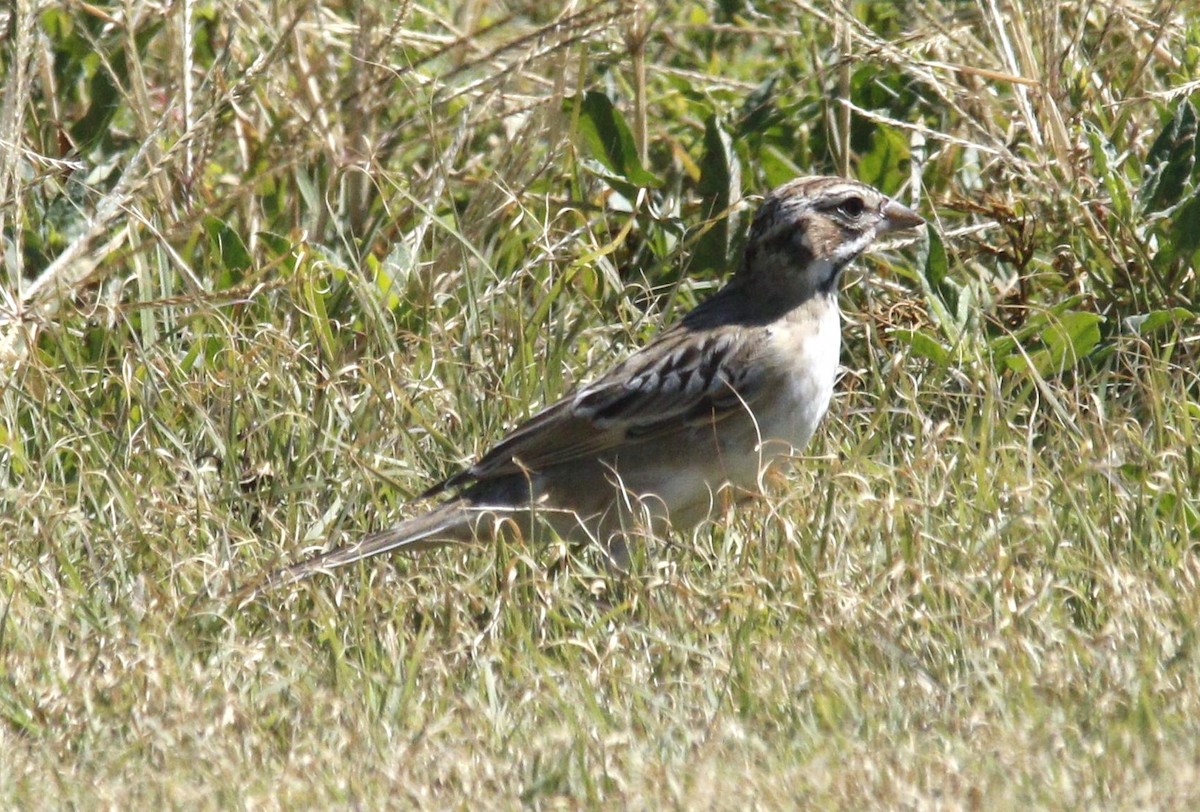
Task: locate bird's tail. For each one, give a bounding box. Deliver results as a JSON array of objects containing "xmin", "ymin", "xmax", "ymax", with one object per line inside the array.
[{"xmin": 238, "ymin": 498, "xmax": 484, "ymax": 601}]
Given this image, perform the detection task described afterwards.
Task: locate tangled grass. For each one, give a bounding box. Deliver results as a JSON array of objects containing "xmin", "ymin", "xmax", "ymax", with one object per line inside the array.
[{"xmin": 2, "ymin": 0, "xmax": 1198, "ymax": 807}]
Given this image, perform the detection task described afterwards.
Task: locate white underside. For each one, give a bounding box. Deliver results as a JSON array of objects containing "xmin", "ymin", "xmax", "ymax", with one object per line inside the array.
[{"xmin": 595, "ymin": 300, "xmax": 842, "ymax": 529}]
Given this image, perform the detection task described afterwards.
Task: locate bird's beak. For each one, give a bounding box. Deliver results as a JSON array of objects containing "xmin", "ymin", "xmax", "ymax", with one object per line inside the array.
[{"xmin": 878, "ymin": 199, "xmax": 925, "ymax": 234}]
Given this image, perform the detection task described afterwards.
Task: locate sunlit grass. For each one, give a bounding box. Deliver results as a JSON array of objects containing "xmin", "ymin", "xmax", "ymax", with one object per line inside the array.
[{"xmin": 2, "ymin": 0, "xmax": 1199, "ymax": 807}]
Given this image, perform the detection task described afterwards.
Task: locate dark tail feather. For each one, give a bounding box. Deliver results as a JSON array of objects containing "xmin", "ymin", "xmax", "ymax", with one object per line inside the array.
[{"xmin": 237, "ymin": 500, "xmax": 479, "ymax": 602}]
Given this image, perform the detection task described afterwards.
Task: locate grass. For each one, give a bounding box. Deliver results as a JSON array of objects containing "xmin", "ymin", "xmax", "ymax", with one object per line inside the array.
[{"xmin": 3, "ymin": 0, "xmax": 1200, "ymax": 807}]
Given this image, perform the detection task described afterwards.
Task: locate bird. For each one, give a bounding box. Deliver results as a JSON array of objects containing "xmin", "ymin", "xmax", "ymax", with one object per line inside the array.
[{"xmin": 252, "ymin": 175, "xmax": 924, "ymax": 594}]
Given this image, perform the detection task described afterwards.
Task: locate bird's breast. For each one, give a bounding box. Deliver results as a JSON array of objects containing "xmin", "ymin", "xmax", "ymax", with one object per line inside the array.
[{"xmin": 758, "ymin": 300, "xmax": 842, "ymax": 451}]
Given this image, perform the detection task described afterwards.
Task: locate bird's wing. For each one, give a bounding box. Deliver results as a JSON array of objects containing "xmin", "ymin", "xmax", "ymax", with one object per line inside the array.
[{"xmin": 425, "ymin": 324, "xmax": 768, "ymax": 495}]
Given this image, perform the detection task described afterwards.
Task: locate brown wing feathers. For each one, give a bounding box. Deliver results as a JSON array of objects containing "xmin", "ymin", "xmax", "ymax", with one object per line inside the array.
[{"xmin": 421, "ymin": 323, "xmax": 764, "ymax": 497}]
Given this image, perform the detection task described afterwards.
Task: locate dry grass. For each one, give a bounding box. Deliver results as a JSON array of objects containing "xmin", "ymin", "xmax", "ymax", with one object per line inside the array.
[{"xmin": 2, "ymin": 0, "xmax": 1199, "ymax": 808}]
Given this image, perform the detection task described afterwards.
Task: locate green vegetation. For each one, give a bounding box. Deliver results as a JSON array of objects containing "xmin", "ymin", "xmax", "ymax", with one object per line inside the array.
[{"xmin": 2, "ymin": 0, "xmax": 1198, "ymax": 807}]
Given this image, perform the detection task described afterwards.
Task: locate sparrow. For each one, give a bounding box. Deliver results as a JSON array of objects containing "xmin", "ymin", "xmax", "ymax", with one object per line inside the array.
[{"xmin": 253, "ymin": 176, "xmax": 924, "ymax": 593}]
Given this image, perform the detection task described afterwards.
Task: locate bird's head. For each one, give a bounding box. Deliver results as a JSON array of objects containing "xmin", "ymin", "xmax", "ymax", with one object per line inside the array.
[{"xmin": 739, "ymin": 176, "xmax": 925, "ymax": 299}]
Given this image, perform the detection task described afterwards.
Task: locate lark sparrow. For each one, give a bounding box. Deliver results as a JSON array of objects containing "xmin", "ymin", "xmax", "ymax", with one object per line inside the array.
[{"xmin": 258, "ymin": 176, "xmax": 923, "ymax": 591}]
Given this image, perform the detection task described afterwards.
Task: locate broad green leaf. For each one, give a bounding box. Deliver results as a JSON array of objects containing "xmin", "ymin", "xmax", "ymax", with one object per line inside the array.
[
  {"xmin": 257, "ymin": 231, "xmax": 292, "ymax": 257},
  {"xmin": 857, "ymin": 125, "xmax": 909, "ymax": 196},
  {"xmin": 570, "ymin": 91, "xmax": 661, "ymax": 188},
  {"xmin": 737, "ymin": 75, "xmax": 779, "ymax": 138},
  {"xmin": 69, "ymin": 55, "xmax": 124, "ymax": 151},
  {"xmin": 373, "ymin": 241, "xmax": 415, "ymax": 310},
  {"xmin": 204, "ymin": 217, "xmax": 252, "ymax": 288},
  {"xmin": 1144, "ymin": 100, "xmax": 1197, "ymax": 213},
  {"xmin": 891, "ymin": 329, "xmax": 951, "ymax": 365},
  {"xmin": 257, "ymin": 232, "xmax": 300, "ymax": 275},
  {"xmin": 1005, "ymin": 311, "xmax": 1104, "ymax": 375},
  {"xmin": 988, "ymin": 295, "xmax": 1089, "ymax": 358},
  {"xmin": 759, "ymin": 144, "xmax": 803, "ymax": 189},
  {"xmin": 691, "ymin": 115, "xmax": 741, "ymax": 274},
  {"xmin": 1168, "ymin": 192, "xmax": 1200, "ymax": 259},
  {"xmin": 577, "ymin": 158, "xmax": 642, "ymax": 202},
  {"xmin": 924, "ymin": 226, "xmax": 956, "ymax": 307},
  {"xmin": 1084, "ymin": 121, "xmax": 1132, "ymax": 221},
  {"xmin": 304, "ymin": 269, "xmax": 336, "ymax": 367},
  {"xmin": 1123, "ymin": 307, "xmax": 1196, "ymax": 334},
  {"xmin": 908, "ymin": 225, "xmax": 964, "ymax": 343},
  {"xmin": 1043, "ymin": 311, "xmax": 1104, "ymax": 358}
]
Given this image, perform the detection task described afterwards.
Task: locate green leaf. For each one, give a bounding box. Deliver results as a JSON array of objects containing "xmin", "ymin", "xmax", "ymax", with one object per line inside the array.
[
  {"xmin": 204, "ymin": 217, "xmax": 252, "ymax": 288},
  {"xmin": 1168, "ymin": 192, "xmax": 1200, "ymax": 259},
  {"xmin": 857, "ymin": 125, "xmax": 909, "ymax": 196},
  {"xmin": 736, "ymin": 75, "xmax": 779, "ymax": 138},
  {"xmin": 758, "ymin": 144, "xmax": 803, "ymax": 189},
  {"xmin": 69, "ymin": 54, "xmax": 124, "ymax": 151},
  {"xmin": 1044, "ymin": 311, "xmax": 1104, "ymax": 358},
  {"xmin": 1144, "ymin": 100, "xmax": 1197, "ymax": 213},
  {"xmin": 1005, "ymin": 311, "xmax": 1104, "ymax": 375},
  {"xmin": 570, "ymin": 91, "xmax": 661, "ymax": 188},
  {"xmin": 373, "ymin": 241, "xmax": 416, "ymax": 310},
  {"xmin": 691, "ymin": 115, "xmax": 741, "ymax": 274},
  {"xmin": 988, "ymin": 295, "xmax": 1088, "ymax": 359},
  {"xmin": 891, "ymin": 329, "xmax": 951, "ymax": 365},
  {"xmin": 577, "ymin": 159, "xmax": 641, "ymax": 203},
  {"xmin": 303, "ymin": 269, "xmax": 336, "ymax": 368},
  {"xmin": 908, "ymin": 225, "xmax": 965, "ymax": 343},
  {"xmin": 1156, "ymin": 492, "xmax": 1200, "ymax": 537},
  {"xmin": 924, "ymin": 227, "xmax": 954, "ymax": 302},
  {"xmin": 257, "ymin": 232, "xmax": 300, "ymax": 275},
  {"xmin": 1123, "ymin": 307, "xmax": 1196, "ymax": 334},
  {"xmin": 1084, "ymin": 121, "xmax": 1132, "ymax": 221}
]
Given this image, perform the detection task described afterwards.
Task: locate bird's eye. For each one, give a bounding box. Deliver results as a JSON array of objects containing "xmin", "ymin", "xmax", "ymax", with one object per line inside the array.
[{"xmin": 836, "ymin": 196, "xmax": 866, "ymax": 218}]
